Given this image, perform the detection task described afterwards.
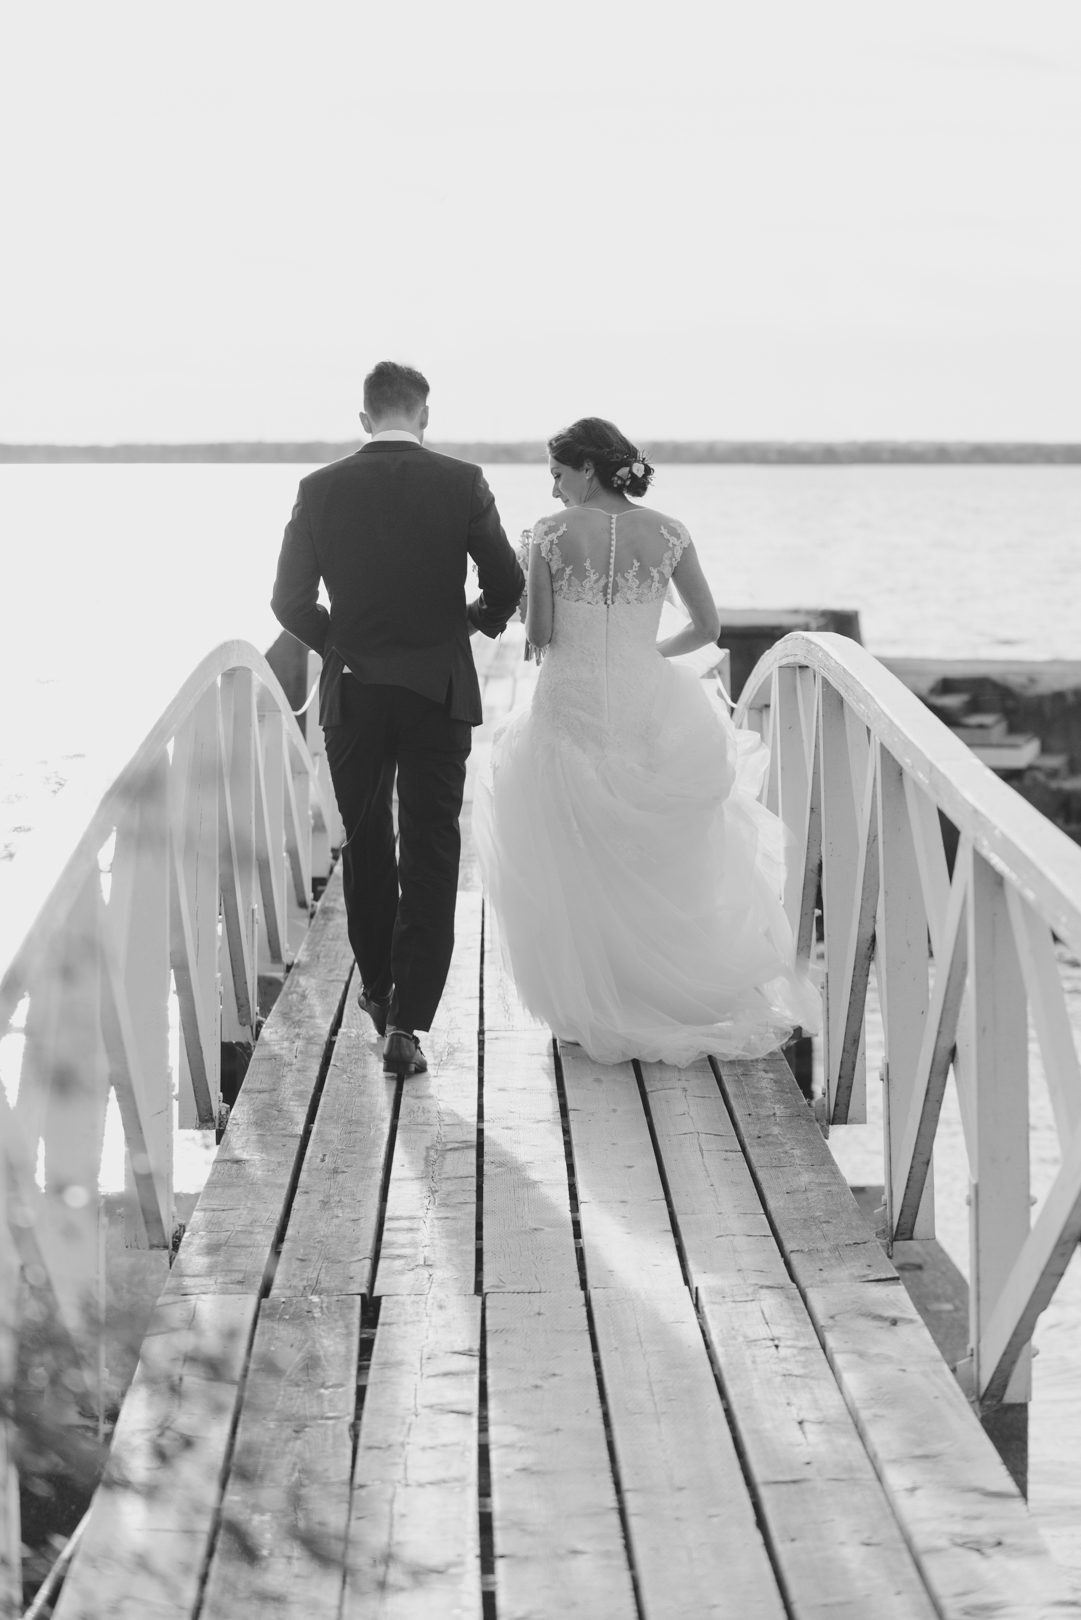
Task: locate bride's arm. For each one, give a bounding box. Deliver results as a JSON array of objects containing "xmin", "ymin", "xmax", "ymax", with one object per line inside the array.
[
  {"xmin": 525, "ymin": 537, "xmax": 554, "ymax": 648},
  {"xmin": 657, "ymin": 543, "xmax": 721, "ymax": 656}
]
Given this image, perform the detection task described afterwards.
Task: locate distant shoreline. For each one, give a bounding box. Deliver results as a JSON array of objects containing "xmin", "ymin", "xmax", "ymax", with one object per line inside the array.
[{"xmin": 3, "ymin": 441, "xmax": 1081, "ymax": 465}]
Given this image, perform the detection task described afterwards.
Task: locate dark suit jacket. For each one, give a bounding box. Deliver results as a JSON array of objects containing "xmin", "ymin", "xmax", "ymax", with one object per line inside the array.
[{"xmin": 271, "ymin": 441, "xmax": 524, "ymax": 727}]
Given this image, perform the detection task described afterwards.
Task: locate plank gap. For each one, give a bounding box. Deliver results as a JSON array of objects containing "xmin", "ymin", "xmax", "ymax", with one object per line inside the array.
[
  {"xmin": 554, "ymin": 1048, "xmax": 647, "ymax": 1617},
  {"xmin": 581, "ymin": 1287, "xmax": 649, "ymax": 1620},
  {"xmin": 551, "ymin": 1040, "xmax": 589, "ymax": 1294},
  {"xmin": 191, "ymin": 908, "xmax": 354, "ymax": 1619},
  {"xmin": 337, "ymin": 1293, "xmax": 381, "ymax": 1611},
  {"xmin": 631, "ymin": 1058, "xmax": 693, "ymax": 1293},
  {"xmin": 690, "ymin": 1290, "xmax": 801, "ymax": 1620},
  {"xmin": 264, "ymin": 953, "xmax": 356, "ymax": 1292},
  {"xmin": 366, "ymin": 1075, "xmax": 405, "ymax": 1294},
  {"xmin": 706, "ymin": 1054, "xmax": 801, "ymax": 1294},
  {"xmin": 478, "ymin": 1299, "xmax": 497, "ymax": 1620},
  {"xmin": 475, "ymin": 903, "xmax": 486, "ymax": 1298},
  {"xmin": 342, "ymin": 1295, "xmax": 482, "ymax": 1613},
  {"xmin": 190, "ymin": 1291, "xmax": 269, "ymax": 1620}
]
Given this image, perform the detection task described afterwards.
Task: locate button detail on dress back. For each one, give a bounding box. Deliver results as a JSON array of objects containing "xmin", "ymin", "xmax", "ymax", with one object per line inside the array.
[{"xmin": 606, "ymin": 514, "xmax": 617, "ymax": 606}]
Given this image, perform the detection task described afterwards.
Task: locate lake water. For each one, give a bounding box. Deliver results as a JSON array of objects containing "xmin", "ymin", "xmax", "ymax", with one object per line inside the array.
[
  {"xmin": 2, "ymin": 460, "xmax": 1081, "ymax": 1573},
  {"xmin": 3, "ymin": 460, "xmax": 1080, "ymax": 868}
]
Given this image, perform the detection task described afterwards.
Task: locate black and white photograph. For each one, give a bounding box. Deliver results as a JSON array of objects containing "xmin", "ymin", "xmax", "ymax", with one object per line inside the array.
[{"xmin": 2, "ymin": 3, "xmax": 1081, "ymax": 1616}]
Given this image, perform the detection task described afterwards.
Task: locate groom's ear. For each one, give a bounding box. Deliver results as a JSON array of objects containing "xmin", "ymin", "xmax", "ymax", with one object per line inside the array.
[
  {"xmin": 359, "ymin": 410, "xmax": 373, "ymax": 436},
  {"xmin": 419, "ymin": 403, "xmax": 430, "ymax": 431}
]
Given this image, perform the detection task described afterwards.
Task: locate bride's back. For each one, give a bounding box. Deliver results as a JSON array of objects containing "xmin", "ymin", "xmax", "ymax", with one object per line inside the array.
[{"xmin": 535, "ymin": 504, "xmax": 690, "ymax": 606}]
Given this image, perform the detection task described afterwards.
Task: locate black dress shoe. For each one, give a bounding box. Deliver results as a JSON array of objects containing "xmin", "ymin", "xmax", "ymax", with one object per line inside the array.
[
  {"xmin": 383, "ymin": 1030, "xmax": 428, "ymax": 1077},
  {"xmin": 358, "ymin": 987, "xmax": 392, "ymax": 1037}
]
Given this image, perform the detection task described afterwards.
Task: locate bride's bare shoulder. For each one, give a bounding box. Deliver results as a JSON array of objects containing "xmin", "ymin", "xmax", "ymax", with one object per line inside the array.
[
  {"xmin": 533, "ymin": 509, "xmax": 569, "ymax": 531},
  {"xmin": 630, "ymin": 503, "xmax": 690, "ymax": 533}
]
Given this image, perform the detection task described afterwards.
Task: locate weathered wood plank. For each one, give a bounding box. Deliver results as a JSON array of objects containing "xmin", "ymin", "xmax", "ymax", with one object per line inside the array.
[
  {"xmin": 280, "ymin": 865, "xmax": 355, "ymax": 982},
  {"xmin": 558, "ymin": 1045, "xmax": 684, "ymax": 1293},
  {"xmin": 808, "ymin": 1281, "xmax": 1081, "ymax": 1620},
  {"xmin": 483, "ymin": 1029, "xmax": 579, "ymax": 1293},
  {"xmin": 165, "ymin": 1200, "xmax": 285, "ymax": 1298},
  {"xmin": 699, "ymin": 1280, "xmax": 939, "ymax": 1620},
  {"xmin": 273, "ymin": 998, "xmax": 397, "ymax": 1299},
  {"xmin": 715, "ymin": 1052, "xmax": 896, "ymax": 1285},
  {"xmin": 53, "ymin": 1293, "xmax": 258, "ymax": 1620},
  {"xmin": 202, "ymin": 1295, "xmax": 360, "ymax": 1619},
  {"xmin": 480, "ymin": 902, "xmax": 575, "ymax": 1288},
  {"xmin": 167, "ymin": 1132, "xmax": 302, "ymax": 1296},
  {"xmin": 223, "ymin": 1020, "xmax": 329, "ymax": 1143},
  {"xmin": 371, "ymin": 1064, "xmax": 476, "ymax": 1297},
  {"xmin": 373, "ymin": 893, "xmax": 480, "ymax": 1297},
  {"xmin": 716, "ymin": 1050, "xmax": 1078, "ymax": 1617},
  {"xmin": 591, "ymin": 1288, "xmax": 785, "ymax": 1620},
  {"xmin": 168, "ymin": 870, "xmax": 353, "ymax": 1298},
  {"xmin": 486, "ymin": 1292, "xmax": 636, "ymax": 1620},
  {"xmin": 430, "ymin": 889, "xmax": 482, "ymax": 1050},
  {"xmin": 638, "ymin": 1059, "xmax": 787, "ymax": 1290},
  {"xmin": 343, "ymin": 1294, "xmax": 481, "ymax": 1619}
]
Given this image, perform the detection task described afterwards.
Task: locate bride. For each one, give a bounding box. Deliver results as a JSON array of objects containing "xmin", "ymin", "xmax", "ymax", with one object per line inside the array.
[{"xmin": 474, "ymin": 417, "xmax": 820, "ymax": 1067}]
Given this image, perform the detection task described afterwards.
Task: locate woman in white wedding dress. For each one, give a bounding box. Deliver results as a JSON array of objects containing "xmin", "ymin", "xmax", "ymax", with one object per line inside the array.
[{"xmin": 474, "ymin": 418, "xmax": 820, "ymax": 1067}]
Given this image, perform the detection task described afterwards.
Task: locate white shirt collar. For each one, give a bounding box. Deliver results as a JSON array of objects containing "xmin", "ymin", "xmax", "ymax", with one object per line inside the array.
[{"xmin": 369, "ymin": 429, "xmax": 421, "ymax": 444}]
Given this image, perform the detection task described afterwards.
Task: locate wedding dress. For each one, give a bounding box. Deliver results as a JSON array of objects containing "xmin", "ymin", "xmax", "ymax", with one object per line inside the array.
[{"xmin": 473, "ymin": 509, "xmax": 821, "ymax": 1066}]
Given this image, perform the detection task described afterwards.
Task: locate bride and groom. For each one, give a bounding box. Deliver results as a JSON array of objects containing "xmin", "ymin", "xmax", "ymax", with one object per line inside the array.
[{"xmin": 271, "ymin": 360, "xmax": 818, "ymax": 1076}]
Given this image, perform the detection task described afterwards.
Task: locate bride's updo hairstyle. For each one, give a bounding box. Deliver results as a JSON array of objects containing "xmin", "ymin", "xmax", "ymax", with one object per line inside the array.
[{"xmin": 547, "ymin": 417, "xmax": 655, "ymax": 499}]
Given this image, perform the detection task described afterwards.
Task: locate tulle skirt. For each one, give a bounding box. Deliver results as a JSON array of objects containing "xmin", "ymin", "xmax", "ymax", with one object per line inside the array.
[{"xmin": 473, "ymin": 661, "xmax": 821, "ymax": 1067}]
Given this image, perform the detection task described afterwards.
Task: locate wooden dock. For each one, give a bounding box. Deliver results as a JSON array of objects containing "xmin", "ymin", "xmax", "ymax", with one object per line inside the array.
[{"xmin": 51, "ymin": 637, "xmax": 1079, "ymax": 1620}]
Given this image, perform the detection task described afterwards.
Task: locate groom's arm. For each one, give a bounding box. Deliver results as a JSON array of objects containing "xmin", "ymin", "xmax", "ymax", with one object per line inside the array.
[
  {"xmin": 465, "ymin": 469, "xmax": 525, "ymax": 638},
  {"xmin": 271, "ymin": 486, "xmax": 330, "ymax": 654}
]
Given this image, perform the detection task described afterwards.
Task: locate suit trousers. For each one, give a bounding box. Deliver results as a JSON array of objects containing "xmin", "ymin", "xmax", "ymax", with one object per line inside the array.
[{"xmin": 323, "ymin": 678, "xmax": 471, "ymax": 1033}]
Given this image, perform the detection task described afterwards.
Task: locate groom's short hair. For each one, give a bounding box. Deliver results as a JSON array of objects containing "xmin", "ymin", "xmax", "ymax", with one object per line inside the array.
[{"xmin": 364, "ymin": 361, "xmax": 430, "ymax": 420}]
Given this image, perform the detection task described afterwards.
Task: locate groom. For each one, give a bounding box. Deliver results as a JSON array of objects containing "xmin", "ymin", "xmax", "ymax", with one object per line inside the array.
[{"xmin": 271, "ymin": 361, "xmax": 524, "ymax": 1075}]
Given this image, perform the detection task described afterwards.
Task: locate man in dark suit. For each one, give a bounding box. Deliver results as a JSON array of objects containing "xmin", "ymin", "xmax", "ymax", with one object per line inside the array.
[{"xmin": 271, "ymin": 361, "xmax": 524, "ymax": 1076}]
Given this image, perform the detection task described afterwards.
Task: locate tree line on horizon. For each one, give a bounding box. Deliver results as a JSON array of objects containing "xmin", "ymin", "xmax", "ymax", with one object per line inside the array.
[{"xmin": 2, "ymin": 441, "xmax": 1081, "ymax": 464}]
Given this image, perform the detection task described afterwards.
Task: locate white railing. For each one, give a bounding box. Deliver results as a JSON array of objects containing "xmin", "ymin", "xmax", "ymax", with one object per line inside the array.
[
  {"xmin": 0, "ymin": 642, "xmax": 340, "ymax": 1608},
  {"xmin": 737, "ymin": 632, "xmax": 1081, "ymax": 1413}
]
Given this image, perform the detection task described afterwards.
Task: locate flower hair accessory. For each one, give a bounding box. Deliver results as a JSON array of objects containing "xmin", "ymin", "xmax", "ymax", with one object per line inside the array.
[{"xmin": 611, "ymin": 455, "xmax": 648, "ymax": 488}]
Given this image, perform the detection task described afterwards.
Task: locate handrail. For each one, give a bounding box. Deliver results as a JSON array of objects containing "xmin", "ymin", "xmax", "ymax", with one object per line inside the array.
[
  {"xmin": 0, "ymin": 642, "xmax": 340, "ymax": 1599},
  {"xmin": 736, "ymin": 632, "xmax": 1081, "ymax": 954},
  {"xmin": 0, "ymin": 641, "xmax": 331, "ymax": 1024},
  {"xmin": 735, "ymin": 632, "xmax": 1081, "ymax": 1410}
]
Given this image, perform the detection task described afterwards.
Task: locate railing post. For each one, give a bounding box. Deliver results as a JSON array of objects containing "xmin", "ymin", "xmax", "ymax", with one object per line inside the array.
[
  {"xmin": 171, "ymin": 690, "xmax": 221, "ymax": 1128},
  {"xmin": 221, "ymin": 668, "xmax": 259, "ymax": 1035},
  {"xmin": 305, "ymin": 649, "xmax": 339, "ymax": 874},
  {"xmin": 819, "ymin": 684, "xmax": 867, "ymax": 1123},
  {"xmin": 287, "ymin": 753, "xmax": 313, "ymax": 958},
  {"xmin": 966, "ymin": 848, "xmax": 1032, "ymax": 1418},
  {"xmin": 256, "ymin": 701, "xmax": 288, "ymax": 977},
  {"xmin": 108, "ymin": 756, "xmax": 174, "ymax": 1248},
  {"xmin": 877, "ymin": 746, "xmax": 935, "ymax": 1239},
  {"xmin": 774, "ymin": 668, "xmax": 810, "ymax": 929}
]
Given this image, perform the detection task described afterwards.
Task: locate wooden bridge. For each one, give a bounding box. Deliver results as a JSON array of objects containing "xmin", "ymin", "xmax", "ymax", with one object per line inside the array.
[{"xmin": 4, "ymin": 629, "xmax": 1081, "ymax": 1618}]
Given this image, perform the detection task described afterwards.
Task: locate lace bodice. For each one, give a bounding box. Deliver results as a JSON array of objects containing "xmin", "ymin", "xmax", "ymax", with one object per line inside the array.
[
  {"xmin": 532, "ymin": 512, "xmax": 691, "ymax": 606},
  {"xmin": 525, "ymin": 508, "xmax": 698, "ymax": 760}
]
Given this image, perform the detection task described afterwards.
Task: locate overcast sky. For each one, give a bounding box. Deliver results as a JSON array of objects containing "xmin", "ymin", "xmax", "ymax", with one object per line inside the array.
[{"xmin": 3, "ymin": 1, "xmax": 1080, "ymax": 443}]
